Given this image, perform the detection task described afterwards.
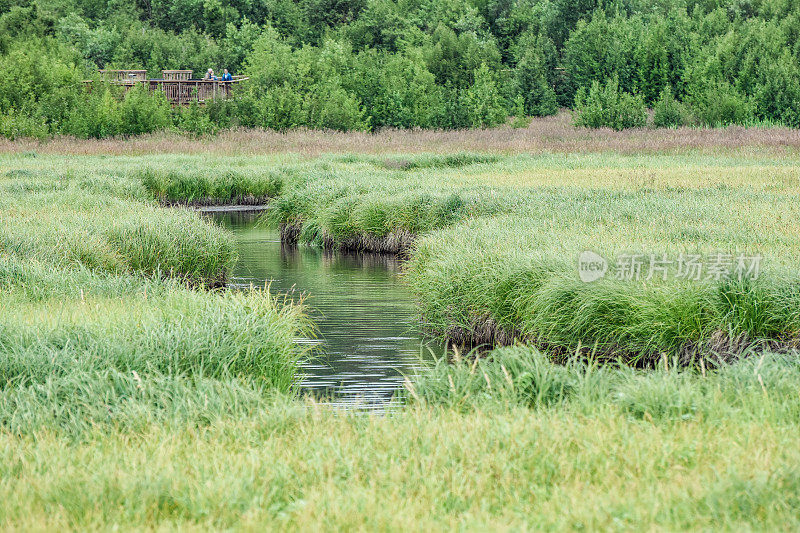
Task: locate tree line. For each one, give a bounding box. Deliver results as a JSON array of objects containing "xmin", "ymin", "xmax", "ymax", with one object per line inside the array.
[{"xmin": 1, "ymin": 0, "xmax": 799, "ymax": 137}]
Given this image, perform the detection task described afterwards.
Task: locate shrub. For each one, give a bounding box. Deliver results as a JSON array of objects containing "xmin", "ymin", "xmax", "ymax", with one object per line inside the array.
[
  {"xmin": 0, "ymin": 111, "xmax": 49, "ymax": 139},
  {"xmin": 174, "ymin": 102, "xmax": 219, "ymax": 136},
  {"xmin": 306, "ymin": 82, "xmax": 369, "ymax": 131},
  {"xmin": 255, "ymin": 85, "xmax": 307, "ymax": 131},
  {"xmin": 564, "ymin": 11, "xmax": 639, "ymax": 105},
  {"xmin": 573, "ymin": 76, "xmax": 647, "ymax": 130},
  {"xmin": 61, "ymin": 84, "xmax": 123, "ymax": 138},
  {"xmin": 510, "ymin": 95, "xmax": 531, "ymax": 128},
  {"xmin": 514, "ymin": 35, "xmax": 558, "ymax": 117},
  {"xmin": 653, "ymin": 85, "xmax": 692, "ymax": 128},
  {"xmin": 118, "ymin": 85, "xmax": 173, "ymax": 136},
  {"xmin": 689, "ymin": 82, "xmax": 754, "ymax": 127},
  {"xmin": 350, "ymin": 51, "xmax": 442, "ymax": 129},
  {"xmin": 431, "ymin": 85, "xmax": 471, "ymax": 129},
  {"xmin": 751, "ymin": 51, "xmax": 800, "ymax": 128},
  {"xmin": 463, "ymin": 64, "xmax": 507, "ymax": 128}
]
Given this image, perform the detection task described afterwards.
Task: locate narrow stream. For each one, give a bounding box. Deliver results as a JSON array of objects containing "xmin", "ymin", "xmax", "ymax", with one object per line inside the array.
[{"xmin": 211, "ymin": 211, "xmax": 437, "ymax": 410}]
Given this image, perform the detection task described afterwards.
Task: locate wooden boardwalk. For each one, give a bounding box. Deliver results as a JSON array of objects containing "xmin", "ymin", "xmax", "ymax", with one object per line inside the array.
[{"xmin": 88, "ymin": 69, "xmax": 248, "ymax": 105}]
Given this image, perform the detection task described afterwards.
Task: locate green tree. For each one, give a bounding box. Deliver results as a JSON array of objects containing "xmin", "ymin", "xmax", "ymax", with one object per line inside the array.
[
  {"xmin": 573, "ymin": 76, "xmax": 647, "ymax": 130},
  {"xmin": 463, "ymin": 64, "xmax": 507, "ymax": 128},
  {"xmin": 564, "ymin": 10, "xmax": 640, "ymax": 104},
  {"xmin": 514, "ymin": 34, "xmax": 558, "ymax": 116}
]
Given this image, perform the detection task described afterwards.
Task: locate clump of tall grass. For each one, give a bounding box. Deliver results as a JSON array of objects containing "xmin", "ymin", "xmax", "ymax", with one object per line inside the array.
[
  {"xmin": 267, "ymin": 185, "xmax": 513, "ymax": 251},
  {"xmin": 139, "ymin": 167, "xmax": 283, "ymax": 205},
  {"xmin": 409, "ymin": 252, "xmax": 800, "ymax": 362},
  {"xmin": 379, "ymin": 152, "xmax": 501, "ymax": 170},
  {"xmin": 409, "ymin": 345, "xmax": 800, "ymax": 423},
  {"xmin": 0, "ymin": 370, "xmax": 274, "ymax": 438},
  {"xmin": 406, "ymin": 346, "xmax": 579, "ymax": 411},
  {"xmin": 1, "ymin": 266, "xmax": 309, "ymax": 391},
  {"xmin": 0, "ymin": 186, "xmax": 236, "ymax": 285},
  {"xmin": 0, "ymin": 257, "xmax": 311, "ymax": 436},
  {"xmin": 405, "ymin": 177, "xmax": 800, "ymax": 360}
]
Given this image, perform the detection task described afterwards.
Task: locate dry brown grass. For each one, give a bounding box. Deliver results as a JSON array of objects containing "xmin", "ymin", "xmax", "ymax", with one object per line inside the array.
[{"xmin": 3, "ymin": 112, "xmax": 800, "ymax": 156}]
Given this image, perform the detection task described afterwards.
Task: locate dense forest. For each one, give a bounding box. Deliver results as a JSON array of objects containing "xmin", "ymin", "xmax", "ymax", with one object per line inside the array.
[{"xmin": 1, "ymin": 0, "xmax": 799, "ymax": 137}]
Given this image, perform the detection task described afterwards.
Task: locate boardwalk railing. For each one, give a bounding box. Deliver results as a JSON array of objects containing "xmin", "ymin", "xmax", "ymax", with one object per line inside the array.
[
  {"xmin": 99, "ymin": 69, "xmax": 148, "ymax": 82},
  {"xmin": 162, "ymin": 70, "xmax": 193, "ymax": 81},
  {"xmin": 83, "ymin": 74, "xmax": 248, "ymax": 105},
  {"xmin": 147, "ymin": 79, "xmax": 245, "ymax": 104}
]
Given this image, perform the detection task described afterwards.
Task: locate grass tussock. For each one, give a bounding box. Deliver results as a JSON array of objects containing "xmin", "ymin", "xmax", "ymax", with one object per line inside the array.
[
  {"xmin": 0, "ymin": 158, "xmax": 311, "ymax": 439},
  {"xmin": 0, "ymin": 258, "xmax": 310, "ymax": 431},
  {"xmin": 409, "ymin": 344, "xmax": 800, "ymax": 422},
  {"xmin": 139, "ymin": 167, "xmax": 283, "ymax": 206},
  {"xmin": 406, "ymin": 210, "xmax": 800, "ymax": 362},
  {"xmin": 380, "ymin": 152, "xmax": 502, "ymax": 170},
  {"xmin": 0, "ymin": 169, "xmax": 237, "ymax": 285}
]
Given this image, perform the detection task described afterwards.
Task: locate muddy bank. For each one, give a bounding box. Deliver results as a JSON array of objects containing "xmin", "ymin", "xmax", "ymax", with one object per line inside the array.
[
  {"xmin": 280, "ymin": 223, "xmax": 303, "ymax": 245},
  {"xmin": 437, "ymin": 315, "xmax": 524, "ymax": 349},
  {"xmin": 321, "ymin": 229, "xmax": 416, "ymax": 255},
  {"xmin": 435, "ymin": 314, "xmax": 800, "ymax": 367}
]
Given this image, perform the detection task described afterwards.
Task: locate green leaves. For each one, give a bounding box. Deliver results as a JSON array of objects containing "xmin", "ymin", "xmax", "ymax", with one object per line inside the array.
[{"xmin": 573, "ymin": 76, "xmax": 647, "ymax": 131}]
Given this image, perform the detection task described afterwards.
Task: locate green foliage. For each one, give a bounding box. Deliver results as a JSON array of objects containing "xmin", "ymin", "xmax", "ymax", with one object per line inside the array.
[
  {"xmin": 306, "ymin": 82, "xmax": 370, "ymax": 131},
  {"xmin": 750, "ymin": 50, "xmax": 800, "ymax": 127},
  {"xmin": 0, "ymin": 39, "xmax": 81, "ymax": 118},
  {"xmin": 62, "ymin": 83, "xmax": 173, "ymax": 138},
  {"xmin": 0, "ymin": 111, "xmax": 49, "ymax": 140},
  {"xmin": 631, "ymin": 13, "xmax": 691, "ymax": 103},
  {"xmin": 653, "ymin": 85, "xmax": 692, "ymax": 128},
  {"xmin": 139, "ymin": 167, "xmax": 283, "ymax": 204},
  {"xmin": 689, "ymin": 81, "xmax": 754, "ymax": 127},
  {"xmin": 412, "ymin": 344, "xmax": 800, "ymax": 425},
  {"xmin": 62, "ymin": 85, "xmax": 124, "ymax": 138},
  {"xmin": 573, "ymin": 77, "xmax": 647, "ymax": 130},
  {"xmin": 510, "ymin": 95, "xmax": 531, "ymax": 128},
  {"xmin": 564, "ymin": 11, "xmax": 639, "ymax": 104},
  {"xmin": 422, "ymin": 25, "xmax": 502, "ymax": 89},
  {"xmin": 4, "ymin": 0, "xmax": 800, "ymax": 135},
  {"xmin": 351, "ymin": 50, "xmax": 442, "ymax": 129},
  {"xmin": 118, "ymin": 85, "xmax": 173, "ymax": 136},
  {"xmin": 463, "ymin": 64, "xmax": 507, "ymax": 128},
  {"xmin": 174, "ymin": 102, "xmax": 220, "ymax": 136},
  {"xmin": 514, "ymin": 35, "xmax": 558, "ymax": 116}
]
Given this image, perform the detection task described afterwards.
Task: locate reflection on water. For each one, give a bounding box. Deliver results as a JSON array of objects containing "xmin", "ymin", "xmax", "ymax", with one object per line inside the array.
[{"xmin": 211, "ymin": 211, "xmax": 436, "ymax": 409}]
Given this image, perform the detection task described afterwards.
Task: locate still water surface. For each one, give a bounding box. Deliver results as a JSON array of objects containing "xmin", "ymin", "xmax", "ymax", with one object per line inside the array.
[{"xmin": 212, "ymin": 211, "xmax": 436, "ymax": 409}]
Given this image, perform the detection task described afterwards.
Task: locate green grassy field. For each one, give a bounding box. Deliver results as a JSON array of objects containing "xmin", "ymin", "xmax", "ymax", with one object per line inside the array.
[
  {"xmin": 22, "ymin": 148, "xmax": 794, "ymax": 361},
  {"xmin": 2, "ymin": 142, "xmax": 800, "ymax": 529},
  {"xmin": 2, "ymin": 352, "xmax": 800, "ymax": 530}
]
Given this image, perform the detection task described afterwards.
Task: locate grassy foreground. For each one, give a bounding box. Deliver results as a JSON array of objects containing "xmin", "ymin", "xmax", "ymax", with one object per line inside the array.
[
  {"xmin": 2, "ymin": 138, "xmax": 800, "ymax": 529},
  {"xmin": 2, "ymin": 352, "xmax": 800, "ymax": 530}
]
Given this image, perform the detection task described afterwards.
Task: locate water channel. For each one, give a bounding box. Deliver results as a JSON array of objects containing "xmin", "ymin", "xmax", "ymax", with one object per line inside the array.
[{"xmin": 211, "ymin": 211, "xmax": 437, "ymax": 410}]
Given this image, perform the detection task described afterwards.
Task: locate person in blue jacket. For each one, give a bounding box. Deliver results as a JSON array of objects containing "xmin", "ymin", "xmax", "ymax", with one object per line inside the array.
[{"xmin": 222, "ymin": 69, "xmax": 233, "ymax": 81}]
